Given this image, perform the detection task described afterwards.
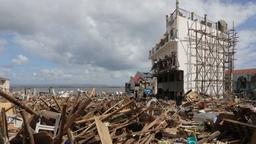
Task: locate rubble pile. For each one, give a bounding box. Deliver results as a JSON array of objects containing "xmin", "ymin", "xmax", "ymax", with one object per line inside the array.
[{"xmin": 0, "ymin": 90, "xmax": 256, "ymax": 144}]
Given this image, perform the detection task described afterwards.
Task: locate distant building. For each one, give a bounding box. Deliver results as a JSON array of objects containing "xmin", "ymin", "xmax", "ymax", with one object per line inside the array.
[
  {"xmin": 0, "ymin": 77, "xmax": 10, "ymax": 92},
  {"xmin": 125, "ymin": 72, "xmax": 157, "ymax": 95},
  {"xmin": 229, "ymin": 69, "xmax": 256, "ymax": 94}
]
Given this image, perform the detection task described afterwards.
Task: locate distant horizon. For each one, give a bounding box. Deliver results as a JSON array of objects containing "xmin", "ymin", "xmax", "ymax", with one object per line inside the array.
[{"xmin": 10, "ymin": 83, "xmax": 124, "ymax": 88}]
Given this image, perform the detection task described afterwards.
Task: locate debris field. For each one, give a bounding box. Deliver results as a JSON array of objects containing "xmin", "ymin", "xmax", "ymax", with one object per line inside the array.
[{"xmin": 0, "ymin": 89, "xmax": 256, "ymax": 144}]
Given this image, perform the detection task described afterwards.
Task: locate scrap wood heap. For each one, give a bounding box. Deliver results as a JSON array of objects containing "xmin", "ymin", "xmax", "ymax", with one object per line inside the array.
[{"xmin": 0, "ymin": 90, "xmax": 256, "ymax": 144}]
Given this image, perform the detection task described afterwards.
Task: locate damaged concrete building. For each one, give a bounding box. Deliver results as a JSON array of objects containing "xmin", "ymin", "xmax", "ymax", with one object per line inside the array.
[
  {"xmin": 149, "ymin": 0, "xmax": 237, "ymax": 97},
  {"xmin": 229, "ymin": 68, "xmax": 256, "ymax": 97},
  {"xmin": 0, "ymin": 77, "xmax": 10, "ymax": 93}
]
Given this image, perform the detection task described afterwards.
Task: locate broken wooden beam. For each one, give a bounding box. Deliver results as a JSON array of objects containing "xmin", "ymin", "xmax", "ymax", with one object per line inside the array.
[
  {"xmin": 52, "ymin": 104, "xmax": 67, "ymax": 144},
  {"xmin": 0, "ymin": 91, "xmax": 38, "ymax": 116},
  {"xmin": 1, "ymin": 108, "xmax": 8, "ymax": 142},
  {"xmin": 75, "ymin": 100, "xmax": 134, "ymax": 138},
  {"xmin": 63, "ymin": 99, "xmax": 92, "ymax": 133},
  {"xmin": 198, "ymin": 131, "xmax": 221, "ymax": 144},
  {"xmin": 67, "ymin": 128, "xmax": 74, "ymax": 144},
  {"xmin": 20, "ymin": 110, "xmax": 35, "ymax": 144},
  {"xmin": 52, "ymin": 96, "xmax": 61, "ymax": 111},
  {"xmin": 95, "ymin": 116, "xmax": 112, "ymax": 144},
  {"xmin": 39, "ymin": 98, "xmax": 59, "ymax": 112},
  {"xmin": 222, "ymin": 119, "xmax": 256, "ymax": 129}
]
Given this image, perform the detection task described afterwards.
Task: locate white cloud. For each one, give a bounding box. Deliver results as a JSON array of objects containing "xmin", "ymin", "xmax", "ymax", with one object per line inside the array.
[
  {"xmin": 12, "ymin": 54, "xmax": 29, "ymax": 65},
  {"xmin": 0, "ymin": 0, "xmax": 255, "ymax": 84},
  {"xmin": 21, "ymin": 64, "xmax": 139, "ymax": 85},
  {"xmin": 235, "ymin": 29, "xmax": 256, "ymax": 68},
  {"xmin": 8, "ymin": 0, "xmax": 254, "ymax": 70},
  {"xmin": 0, "ymin": 0, "xmax": 172, "ymax": 71},
  {"xmin": 180, "ymin": 0, "xmax": 256, "ymax": 26}
]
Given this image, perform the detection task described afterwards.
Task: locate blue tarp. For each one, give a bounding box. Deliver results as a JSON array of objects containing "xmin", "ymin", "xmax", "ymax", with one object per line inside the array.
[{"xmin": 144, "ymin": 88, "xmax": 152, "ymax": 95}]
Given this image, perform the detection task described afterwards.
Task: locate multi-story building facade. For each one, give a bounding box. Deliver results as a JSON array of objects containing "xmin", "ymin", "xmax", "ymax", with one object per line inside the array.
[{"xmin": 149, "ymin": 0, "xmax": 236, "ymax": 97}]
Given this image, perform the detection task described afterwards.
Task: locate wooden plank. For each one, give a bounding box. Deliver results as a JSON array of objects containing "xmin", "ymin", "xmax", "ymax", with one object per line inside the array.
[
  {"xmin": 103, "ymin": 99, "xmax": 124, "ymax": 115},
  {"xmin": 142, "ymin": 117, "xmax": 162, "ymax": 132},
  {"xmin": 4, "ymin": 105, "xmax": 15, "ymax": 113},
  {"xmin": 20, "ymin": 110, "xmax": 35, "ymax": 144},
  {"xmin": 75, "ymin": 100, "xmax": 133, "ymax": 138},
  {"xmin": 74, "ymin": 111, "xmax": 95, "ymax": 124},
  {"xmin": 67, "ymin": 128, "xmax": 74, "ymax": 144},
  {"xmin": 52, "ymin": 104, "xmax": 67, "ymax": 144},
  {"xmin": 39, "ymin": 98, "xmax": 59, "ymax": 112},
  {"xmin": 198, "ymin": 131, "xmax": 220, "ymax": 144},
  {"xmin": 89, "ymin": 88, "xmax": 96, "ymax": 97},
  {"xmin": 95, "ymin": 116, "xmax": 112, "ymax": 144},
  {"xmin": 52, "ymin": 96, "xmax": 61, "ymax": 111},
  {"xmin": 63, "ymin": 99, "xmax": 91, "ymax": 133},
  {"xmin": 140, "ymin": 134, "xmax": 154, "ymax": 144},
  {"xmin": 222, "ymin": 119, "xmax": 256, "ymax": 129},
  {"xmin": 1, "ymin": 108, "xmax": 8, "ymax": 142}
]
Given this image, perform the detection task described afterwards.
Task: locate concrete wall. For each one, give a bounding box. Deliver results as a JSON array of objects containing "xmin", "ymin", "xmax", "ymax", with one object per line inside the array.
[
  {"xmin": 177, "ymin": 15, "xmax": 225, "ymax": 95},
  {"xmin": 233, "ymin": 74, "xmax": 256, "ymax": 92},
  {"xmin": 158, "ymin": 81, "xmax": 183, "ymax": 92},
  {"xmin": 149, "ymin": 41, "xmax": 177, "ymax": 63}
]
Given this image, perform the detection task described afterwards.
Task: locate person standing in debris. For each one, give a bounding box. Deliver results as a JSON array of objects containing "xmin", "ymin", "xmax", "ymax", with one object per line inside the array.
[
  {"xmin": 134, "ymin": 85, "xmax": 139, "ymax": 98},
  {"xmin": 135, "ymin": 90, "xmax": 138, "ymax": 98},
  {"xmin": 176, "ymin": 90, "xmax": 183, "ymax": 107}
]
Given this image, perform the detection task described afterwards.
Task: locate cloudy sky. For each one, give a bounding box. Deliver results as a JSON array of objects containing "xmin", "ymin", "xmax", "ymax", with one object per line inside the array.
[{"xmin": 0, "ymin": 0, "xmax": 255, "ymax": 86}]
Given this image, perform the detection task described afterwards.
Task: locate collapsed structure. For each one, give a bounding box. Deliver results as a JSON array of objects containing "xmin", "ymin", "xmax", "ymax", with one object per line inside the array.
[
  {"xmin": 1, "ymin": 88, "xmax": 256, "ymax": 144},
  {"xmin": 149, "ymin": 0, "xmax": 238, "ymax": 97},
  {"xmin": 125, "ymin": 72, "xmax": 157, "ymax": 96}
]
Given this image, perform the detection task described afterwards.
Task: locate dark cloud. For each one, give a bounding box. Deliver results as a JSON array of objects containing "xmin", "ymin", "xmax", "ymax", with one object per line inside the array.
[{"xmin": 4, "ymin": 0, "xmax": 170, "ymax": 70}]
